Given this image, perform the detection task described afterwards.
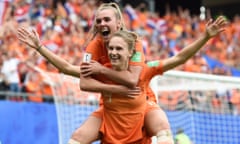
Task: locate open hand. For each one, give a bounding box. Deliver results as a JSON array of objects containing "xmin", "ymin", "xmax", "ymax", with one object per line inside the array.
[
  {"xmin": 113, "ymin": 86, "xmax": 141, "ymax": 98},
  {"xmin": 205, "ymin": 16, "xmax": 228, "ymax": 38},
  {"xmin": 80, "ymin": 60, "xmax": 104, "ymax": 77},
  {"xmin": 125, "ymin": 87, "xmax": 141, "ymax": 98},
  {"xmin": 17, "ymin": 27, "xmax": 41, "ymax": 50}
]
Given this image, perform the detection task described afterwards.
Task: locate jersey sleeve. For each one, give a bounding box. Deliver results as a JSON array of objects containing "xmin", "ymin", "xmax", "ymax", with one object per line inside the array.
[
  {"xmin": 85, "ymin": 37, "xmax": 109, "ymax": 64},
  {"xmin": 129, "ymin": 40, "xmax": 145, "ymax": 66},
  {"xmin": 85, "ymin": 38, "xmax": 102, "ymax": 61},
  {"xmin": 145, "ymin": 60, "xmax": 163, "ymax": 79}
]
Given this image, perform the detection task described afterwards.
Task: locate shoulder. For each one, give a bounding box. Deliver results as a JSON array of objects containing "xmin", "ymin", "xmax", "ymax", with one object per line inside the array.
[{"xmin": 85, "ymin": 36, "xmax": 104, "ymax": 52}]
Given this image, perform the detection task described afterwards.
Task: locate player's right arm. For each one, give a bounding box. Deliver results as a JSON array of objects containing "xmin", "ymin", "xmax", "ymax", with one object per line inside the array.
[{"xmin": 17, "ymin": 27, "xmax": 80, "ymax": 77}]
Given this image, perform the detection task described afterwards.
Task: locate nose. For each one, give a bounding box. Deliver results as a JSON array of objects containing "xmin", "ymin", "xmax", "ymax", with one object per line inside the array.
[
  {"xmin": 100, "ymin": 20, "xmax": 107, "ymax": 26},
  {"xmin": 110, "ymin": 48, "xmax": 117, "ymax": 55}
]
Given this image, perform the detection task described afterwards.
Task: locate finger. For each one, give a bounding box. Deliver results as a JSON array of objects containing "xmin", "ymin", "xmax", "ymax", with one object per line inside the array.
[
  {"xmin": 81, "ymin": 72, "xmax": 92, "ymax": 77},
  {"xmin": 17, "ymin": 37, "xmax": 26, "ymax": 43},
  {"xmin": 128, "ymin": 90, "xmax": 140, "ymax": 95},
  {"xmin": 215, "ymin": 17, "xmax": 224, "ymax": 26},
  {"xmin": 218, "ymin": 18, "xmax": 228, "ymax": 27},
  {"xmin": 81, "ymin": 62, "xmax": 91, "ymax": 66},
  {"xmin": 17, "ymin": 31, "xmax": 25, "ymax": 40},
  {"xmin": 218, "ymin": 28, "xmax": 226, "ymax": 33},
  {"xmin": 215, "ymin": 16, "xmax": 228, "ymax": 26},
  {"xmin": 134, "ymin": 87, "xmax": 141, "ymax": 90},
  {"xmin": 17, "ymin": 28, "xmax": 26, "ymax": 37},
  {"xmin": 81, "ymin": 67, "xmax": 92, "ymax": 74},
  {"xmin": 206, "ymin": 18, "xmax": 213, "ymax": 26},
  {"xmin": 90, "ymin": 60, "xmax": 97, "ymax": 63},
  {"xmin": 18, "ymin": 27, "xmax": 30, "ymax": 38},
  {"xmin": 127, "ymin": 95, "xmax": 136, "ymax": 99},
  {"xmin": 80, "ymin": 68, "xmax": 91, "ymax": 73},
  {"xmin": 32, "ymin": 28, "xmax": 39, "ymax": 37},
  {"xmin": 80, "ymin": 63, "xmax": 91, "ymax": 68},
  {"xmin": 17, "ymin": 32, "xmax": 28, "ymax": 42},
  {"xmin": 19, "ymin": 27, "xmax": 30, "ymax": 34}
]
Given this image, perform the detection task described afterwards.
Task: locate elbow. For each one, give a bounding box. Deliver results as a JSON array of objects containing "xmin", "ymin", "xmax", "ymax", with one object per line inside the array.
[
  {"xmin": 79, "ymin": 79, "xmax": 90, "ymax": 91},
  {"xmin": 126, "ymin": 78, "xmax": 138, "ymax": 88},
  {"xmin": 80, "ymin": 82, "xmax": 89, "ymax": 91}
]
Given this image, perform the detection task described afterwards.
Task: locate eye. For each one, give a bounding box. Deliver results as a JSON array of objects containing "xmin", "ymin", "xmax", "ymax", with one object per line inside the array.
[
  {"xmin": 96, "ymin": 19, "xmax": 101, "ymax": 24},
  {"xmin": 116, "ymin": 46, "xmax": 123, "ymax": 51},
  {"xmin": 108, "ymin": 46, "xmax": 114, "ymax": 51},
  {"xmin": 103, "ymin": 17, "xmax": 111, "ymax": 22}
]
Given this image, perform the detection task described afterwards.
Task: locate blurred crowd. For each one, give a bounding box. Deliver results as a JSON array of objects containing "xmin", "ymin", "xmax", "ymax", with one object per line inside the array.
[{"xmin": 0, "ymin": 0, "xmax": 240, "ymax": 114}]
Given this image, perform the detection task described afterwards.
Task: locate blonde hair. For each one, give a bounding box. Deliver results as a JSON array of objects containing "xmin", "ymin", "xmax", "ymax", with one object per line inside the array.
[
  {"xmin": 111, "ymin": 30, "xmax": 138, "ymax": 54},
  {"xmin": 83, "ymin": 3, "xmax": 127, "ymax": 49}
]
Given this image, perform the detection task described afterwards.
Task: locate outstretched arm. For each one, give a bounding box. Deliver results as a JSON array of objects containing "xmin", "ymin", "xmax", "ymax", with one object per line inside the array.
[
  {"xmin": 17, "ymin": 27, "xmax": 80, "ymax": 77},
  {"xmin": 162, "ymin": 16, "xmax": 228, "ymax": 72}
]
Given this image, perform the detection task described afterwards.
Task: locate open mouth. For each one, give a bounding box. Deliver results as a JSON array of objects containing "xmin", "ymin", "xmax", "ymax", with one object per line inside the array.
[
  {"xmin": 101, "ymin": 27, "xmax": 110, "ymax": 37},
  {"xmin": 110, "ymin": 54, "xmax": 120, "ymax": 61},
  {"xmin": 102, "ymin": 30, "xmax": 110, "ymax": 36}
]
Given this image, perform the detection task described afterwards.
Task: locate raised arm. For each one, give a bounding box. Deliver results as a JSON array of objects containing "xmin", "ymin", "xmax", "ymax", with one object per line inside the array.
[
  {"xmin": 162, "ymin": 16, "xmax": 228, "ymax": 72},
  {"xmin": 17, "ymin": 27, "xmax": 80, "ymax": 77}
]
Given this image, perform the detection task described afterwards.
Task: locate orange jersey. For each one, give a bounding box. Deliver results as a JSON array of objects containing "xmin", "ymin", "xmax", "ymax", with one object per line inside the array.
[
  {"xmin": 85, "ymin": 36, "xmax": 157, "ymax": 104},
  {"xmin": 94, "ymin": 61, "xmax": 163, "ymax": 144},
  {"xmin": 142, "ymin": 60, "xmax": 164, "ymax": 103}
]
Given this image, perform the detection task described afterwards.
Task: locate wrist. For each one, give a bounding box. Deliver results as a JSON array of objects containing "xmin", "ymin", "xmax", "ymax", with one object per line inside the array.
[
  {"xmin": 99, "ymin": 66, "xmax": 106, "ymax": 75},
  {"xmin": 201, "ymin": 32, "xmax": 210, "ymax": 42},
  {"xmin": 36, "ymin": 44, "xmax": 43, "ymax": 51}
]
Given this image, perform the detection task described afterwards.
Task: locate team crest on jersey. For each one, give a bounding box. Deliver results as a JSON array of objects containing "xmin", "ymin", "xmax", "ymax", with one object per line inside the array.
[
  {"xmin": 131, "ymin": 52, "xmax": 141, "ymax": 62},
  {"xmin": 147, "ymin": 61, "xmax": 160, "ymax": 67}
]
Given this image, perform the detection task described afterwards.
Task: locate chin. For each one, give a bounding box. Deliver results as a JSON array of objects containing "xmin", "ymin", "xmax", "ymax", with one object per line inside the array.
[
  {"xmin": 102, "ymin": 35, "xmax": 111, "ymax": 42},
  {"xmin": 111, "ymin": 63, "xmax": 120, "ymax": 69}
]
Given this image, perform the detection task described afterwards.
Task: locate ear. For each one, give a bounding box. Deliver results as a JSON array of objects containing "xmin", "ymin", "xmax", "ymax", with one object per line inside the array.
[
  {"xmin": 117, "ymin": 21, "xmax": 122, "ymax": 30},
  {"xmin": 128, "ymin": 50, "xmax": 134, "ymax": 57}
]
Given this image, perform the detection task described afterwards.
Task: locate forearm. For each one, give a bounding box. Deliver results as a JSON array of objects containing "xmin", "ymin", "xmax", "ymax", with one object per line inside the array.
[
  {"xmin": 163, "ymin": 34, "xmax": 210, "ymax": 72},
  {"xmin": 177, "ymin": 33, "xmax": 209, "ymax": 62},
  {"xmin": 80, "ymin": 76, "xmax": 128, "ymax": 94},
  {"xmin": 99, "ymin": 66, "xmax": 142, "ymax": 88},
  {"xmin": 37, "ymin": 45, "xmax": 80, "ymax": 77}
]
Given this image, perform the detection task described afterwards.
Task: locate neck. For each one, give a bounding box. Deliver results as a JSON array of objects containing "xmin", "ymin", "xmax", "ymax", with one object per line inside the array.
[{"xmin": 112, "ymin": 61, "xmax": 129, "ymax": 71}]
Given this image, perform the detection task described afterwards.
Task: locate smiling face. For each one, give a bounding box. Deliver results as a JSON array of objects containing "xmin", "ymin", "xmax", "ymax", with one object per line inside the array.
[
  {"xmin": 95, "ymin": 8, "xmax": 121, "ymax": 43},
  {"xmin": 107, "ymin": 36, "xmax": 133, "ymax": 71}
]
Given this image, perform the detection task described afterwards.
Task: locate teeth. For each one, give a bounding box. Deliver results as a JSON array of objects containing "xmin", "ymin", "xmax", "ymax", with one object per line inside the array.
[
  {"xmin": 110, "ymin": 55, "xmax": 119, "ymax": 60},
  {"xmin": 102, "ymin": 27, "xmax": 108, "ymax": 31},
  {"xmin": 101, "ymin": 27, "xmax": 109, "ymax": 36}
]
